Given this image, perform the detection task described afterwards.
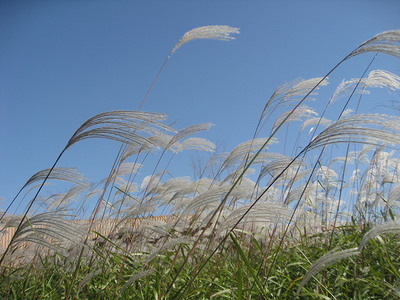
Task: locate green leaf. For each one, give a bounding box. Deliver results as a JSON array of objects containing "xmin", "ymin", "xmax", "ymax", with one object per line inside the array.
[{"xmin": 229, "ymin": 232, "xmax": 268, "ymax": 299}]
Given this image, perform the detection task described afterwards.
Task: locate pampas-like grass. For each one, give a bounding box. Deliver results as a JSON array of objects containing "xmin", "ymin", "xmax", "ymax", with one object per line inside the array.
[
  {"xmin": 307, "ymin": 114, "xmax": 400, "ymax": 151},
  {"xmin": 349, "ymin": 30, "xmax": 400, "ymax": 59},
  {"xmin": 220, "ymin": 138, "xmax": 276, "ymax": 173},
  {"xmin": 359, "ymin": 219, "xmax": 400, "ymax": 251},
  {"xmin": 117, "ymin": 268, "xmax": 156, "ymax": 299},
  {"xmin": 169, "ymin": 25, "xmax": 239, "ymax": 57},
  {"xmin": 297, "ymin": 218, "xmax": 400, "ymax": 295},
  {"xmin": 257, "ymin": 77, "xmax": 329, "ymax": 132},
  {"xmin": 175, "ymin": 137, "xmax": 216, "ymax": 153},
  {"xmin": 66, "ymin": 111, "xmax": 173, "ymax": 150},
  {"xmin": 181, "ymin": 183, "xmax": 253, "ymax": 218},
  {"xmin": 296, "ymin": 247, "xmax": 360, "ymax": 295},
  {"xmin": 217, "ymin": 202, "xmax": 290, "ymax": 233},
  {"xmin": 22, "ymin": 167, "xmax": 86, "ymax": 191},
  {"xmin": 5, "ymin": 209, "xmax": 85, "ymax": 255},
  {"xmin": 2, "ymin": 28, "xmax": 400, "ymax": 299},
  {"xmin": 271, "ymin": 105, "xmax": 317, "ymax": 133}
]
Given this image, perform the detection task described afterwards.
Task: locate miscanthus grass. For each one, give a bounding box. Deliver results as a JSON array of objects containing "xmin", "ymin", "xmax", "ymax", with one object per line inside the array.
[{"xmin": 1, "ymin": 26, "xmax": 400, "ymax": 299}]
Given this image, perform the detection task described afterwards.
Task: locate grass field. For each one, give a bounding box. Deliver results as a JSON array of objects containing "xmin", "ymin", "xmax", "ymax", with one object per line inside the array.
[{"xmin": 1, "ymin": 26, "xmax": 400, "ymax": 299}]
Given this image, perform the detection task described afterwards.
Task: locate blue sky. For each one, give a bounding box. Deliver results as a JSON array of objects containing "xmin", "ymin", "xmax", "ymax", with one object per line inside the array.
[{"xmin": 1, "ymin": 1, "xmax": 400, "ymax": 214}]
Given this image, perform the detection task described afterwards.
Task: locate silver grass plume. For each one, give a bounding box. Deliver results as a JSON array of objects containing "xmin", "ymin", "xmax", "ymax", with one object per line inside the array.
[
  {"xmin": 159, "ymin": 177, "xmax": 216, "ymax": 206},
  {"xmin": 145, "ymin": 237, "xmax": 192, "ymax": 264},
  {"xmin": 232, "ymin": 153, "xmax": 285, "ymax": 174},
  {"xmin": 112, "ymin": 203, "xmax": 159, "ymax": 229},
  {"xmin": 175, "ymin": 137, "xmax": 216, "ymax": 153},
  {"xmin": 140, "ymin": 170, "xmax": 172, "ymax": 199},
  {"xmin": 307, "ymin": 114, "xmax": 400, "ymax": 151},
  {"xmin": 329, "ymin": 70, "xmax": 400, "ymax": 106},
  {"xmin": 296, "ymin": 247, "xmax": 360, "ymax": 294},
  {"xmin": 316, "ymin": 166, "xmax": 339, "ymax": 184},
  {"xmin": 357, "ymin": 149, "xmax": 394, "ymax": 192},
  {"xmin": 329, "ymin": 155, "xmax": 355, "ymax": 168},
  {"xmin": 329, "ymin": 78, "xmax": 370, "ymax": 106},
  {"xmin": 113, "ymin": 179, "xmax": 138, "ymax": 203},
  {"xmin": 220, "ymin": 138, "xmax": 277, "ymax": 173},
  {"xmin": 257, "ymin": 156, "xmax": 306, "ymax": 185},
  {"xmin": 217, "ymin": 202, "xmax": 290, "ymax": 233},
  {"xmin": 260, "ymin": 77, "xmax": 329, "ymax": 124},
  {"xmin": 284, "ymin": 182, "xmax": 317, "ymax": 205},
  {"xmin": 66, "ymin": 111, "xmax": 174, "ymax": 150},
  {"xmin": 345, "ymin": 171, "xmax": 361, "ymax": 191},
  {"xmin": 169, "ymin": 25, "xmax": 240, "ymax": 57},
  {"xmin": 202, "ymin": 152, "xmax": 230, "ymax": 179},
  {"xmin": 22, "ymin": 167, "xmax": 86, "ymax": 190},
  {"xmin": 349, "ymin": 30, "xmax": 400, "ymax": 59},
  {"xmin": 108, "ymin": 162, "xmax": 142, "ymax": 185},
  {"xmin": 120, "ymin": 133, "xmax": 173, "ymax": 163},
  {"xmin": 4, "ymin": 209, "xmax": 85, "ymax": 254},
  {"xmin": 341, "ymin": 108, "xmax": 354, "ymax": 118},
  {"xmin": 77, "ymin": 268, "xmax": 102, "ymax": 295},
  {"xmin": 359, "ymin": 143, "xmax": 375, "ymax": 163},
  {"xmin": 140, "ymin": 175, "xmax": 161, "ymax": 193},
  {"xmin": 364, "ymin": 70, "xmax": 400, "ymax": 91},
  {"xmin": 358, "ymin": 219, "xmax": 400, "ymax": 251},
  {"xmin": 1, "ymin": 214, "xmax": 24, "ymax": 229},
  {"xmin": 181, "ymin": 184, "xmax": 253, "ymax": 218},
  {"xmin": 45, "ymin": 183, "xmax": 91, "ymax": 211},
  {"xmin": 163, "ymin": 123, "xmax": 214, "ymax": 153},
  {"xmin": 271, "ymin": 105, "xmax": 317, "ymax": 133},
  {"xmin": 137, "ymin": 219, "xmax": 170, "ymax": 238},
  {"xmin": 117, "ymin": 268, "xmax": 156, "ymax": 299},
  {"xmin": 300, "ymin": 116, "xmax": 332, "ymax": 132},
  {"xmin": 152, "ymin": 176, "xmax": 193, "ymax": 197},
  {"xmin": 137, "ymin": 25, "xmax": 238, "ymax": 111},
  {"xmin": 221, "ymin": 169, "xmax": 257, "ymax": 187},
  {"xmin": 80, "ymin": 188, "xmax": 103, "ymax": 211},
  {"xmin": 119, "ymin": 139, "xmax": 159, "ymax": 163},
  {"xmin": 285, "ymin": 169, "xmax": 313, "ymax": 191}
]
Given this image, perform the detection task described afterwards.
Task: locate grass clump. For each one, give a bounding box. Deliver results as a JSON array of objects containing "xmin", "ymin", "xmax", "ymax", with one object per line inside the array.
[{"xmin": 1, "ymin": 27, "xmax": 400, "ymax": 299}]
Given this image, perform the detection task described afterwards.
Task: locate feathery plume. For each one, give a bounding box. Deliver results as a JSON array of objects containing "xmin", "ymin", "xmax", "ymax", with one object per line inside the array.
[
  {"xmin": 5, "ymin": 209, "xmax": 85, "ymax": 255},
  {"xmin": 260, "ymin": 77, "xmax": 328, "ymax": 123},
  {"xmin": 297, "ymin": 247, "xmax": 360, "ymax": 294},
  {"xmin": 181, "ymin": 184, "xmax": 253, "ymax": 217},
  {"xmin": 170, "ymin": 25, "xmax": 239, "ymax": 57},
  {"xmin": 349, "ymin": 30, "xmax": 400, "ymax": 59},
  {"xmin": 307, "ymin": 114, "xmax": 400, "ymax": 151},
  {"xmin": 364, "ymin": 69, "xmax": 400, "ymax": 91},
  {"xmin": 22, "ymin": 167, "xmax": 86, "ymax": 190},
  {"xmin": 117, "ymin": 268, "xmax": 156, "ymax": 298},
  {"xmin": 300, "ymin": 116, "xmax": 332, "ymax": 132},
  {"xmin": 221, "ymin": 138, "xmax": 277, "ymax": 172},
  {"xmin": 175, "ymin": 137, "xmax": 216, "ymax": 153},
  {"xmin": 359, "ymin": 219, "xmax": 400, "ymax": 251},
  {"xmin": 66, "ymin": 111, "xmax": 173, "ymax": 150},
  {"xmin": 329, "ymin": 78, "xmax": 370, "ymax": 106},
  {"xmin": 164, "ymin": 123, "xmax": 214, "ymax": 153},
  {"xmin": 218, "ymin": 202, "xmax": 290, "ymax": 233},
  {"xmin": 271, "ymin": 105, "xmax": 317, "ymax": 133}
]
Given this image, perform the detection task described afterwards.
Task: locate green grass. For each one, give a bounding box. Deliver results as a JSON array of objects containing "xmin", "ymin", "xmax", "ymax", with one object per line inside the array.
[
  {"xmin": 2, "ymin": 223, "xmax": 400, "ymax": 299},
  {"xmin": 1, "ymin": 26, "xmax": 400, "ymax": 299}
]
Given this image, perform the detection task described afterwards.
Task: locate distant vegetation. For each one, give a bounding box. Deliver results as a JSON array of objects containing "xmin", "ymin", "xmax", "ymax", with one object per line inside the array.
[{"xmin": 1, "ymin": 26, "xmax": 400, "ymax": 299}]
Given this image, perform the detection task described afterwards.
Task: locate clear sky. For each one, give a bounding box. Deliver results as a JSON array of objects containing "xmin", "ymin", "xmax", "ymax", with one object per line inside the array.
[{"xmin": 1, "ymin": 1, "xmax": 400, "ymax": 214}]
